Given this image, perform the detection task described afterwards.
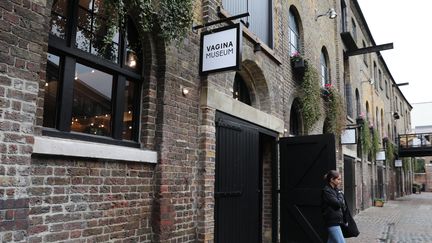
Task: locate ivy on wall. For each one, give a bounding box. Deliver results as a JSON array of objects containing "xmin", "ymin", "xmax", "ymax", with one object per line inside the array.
[
  {"xmin": 104, "ymin": 0, "xmax": 194, "ymax": 42},
  {"xmin": 360, "ymin": 120, "xmax": 372, "ymax": 155},
  {"xmin": 322, "ymin": 85, "xmax": 346, "ymax": 137},
  {"xmin": 371, "ymin": 128, "xmax": 380, "ymax": 160},
  {"xmin": 386, "ymin": 141, "xmax": 395, "ymax": 164},
  {"xmin": 299, "ymin": 64, "xmax": 322, "ymax": 133}
]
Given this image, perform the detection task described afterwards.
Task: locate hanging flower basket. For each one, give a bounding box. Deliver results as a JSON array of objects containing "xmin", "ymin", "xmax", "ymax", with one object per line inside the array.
[
  {"xmin": 356, "ymin": 112, "xmax": 365, "ymax": 125},
  {"xmin": 321, "ymin": 83, "xmax": 332, "ymax": 101},
  {"xmin": 293, "ymin": 59, "xmax": 305, "ymax": 69},
  {"xmin": 291, "ymin": 51, "xmax": 306, "ymax": 71},
  {"xmin": 356, "ymin": 117, "xmax": 365, "ymax": 125}
]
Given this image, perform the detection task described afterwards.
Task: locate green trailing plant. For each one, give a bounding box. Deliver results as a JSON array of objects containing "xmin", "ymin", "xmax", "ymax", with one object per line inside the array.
[
  {"xmin": 402, "ymin": 158, "xmax": 410, "ymax": 172},
  {"xmin": 386, "ymin": 141, "xmax": 395, "ymax": 164},
  {"xmin": 103, "ymin": 0, "xmax": 194, "ymax": 43},
  {"xmin": 322, "ymin": 84, "xmax": 346, "ymax": 137},
  {"xmin": 414, "ymin": 158, "xmax": 425, "ymax": 173},
  {"xmin": 299, "ymin": 64, "xmax": 322, "ymax": 133},
  {"xmin": 360, "ymin": 120, "xmax": 372, "ymax": 155},
  {"xmin": 371, "ymin": 128, "xmax": 380, "ymax": 160}
]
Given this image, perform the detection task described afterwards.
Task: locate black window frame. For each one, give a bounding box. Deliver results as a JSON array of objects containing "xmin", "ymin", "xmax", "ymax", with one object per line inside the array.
[{"xmin": 44, "ymin": 0, "xmax": 142, "ymax": 147}]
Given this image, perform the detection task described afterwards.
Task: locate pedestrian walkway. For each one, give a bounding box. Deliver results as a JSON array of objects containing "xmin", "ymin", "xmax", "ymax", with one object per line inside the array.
[{"xmin": 347, "ymin": 192, "xmax": 432, "ymax": 243}]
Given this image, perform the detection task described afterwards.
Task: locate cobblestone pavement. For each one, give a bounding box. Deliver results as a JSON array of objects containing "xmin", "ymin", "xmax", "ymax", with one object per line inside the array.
[{"xmin": 346, "ymin": 192, "xmax": 432, "ymax": 243}]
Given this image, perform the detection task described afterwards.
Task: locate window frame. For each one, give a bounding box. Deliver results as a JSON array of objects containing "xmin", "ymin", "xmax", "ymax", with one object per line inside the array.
[
  {"xmin": 320, "ymin": 50, "xmax": 330, "ymax": 87},
  {"xmin": 288, "ymin": 8, "xmax": 300, "ymax": 55},
  {"xmin": 362, "ymin": 40, "xmax": 368, "ymax": 67},
  {"xmin": 44, "ymin": 0, "xmax": 142, "ymax": 147},
  {"xmin": 222, "ymin": 0, "xmax": 273, "ymax": 48}
]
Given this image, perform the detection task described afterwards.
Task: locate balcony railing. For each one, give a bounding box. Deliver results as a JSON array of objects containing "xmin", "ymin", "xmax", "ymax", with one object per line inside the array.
[{"xmin": 398, "ymin": 133, "xmax": 432, "ymax": 157}]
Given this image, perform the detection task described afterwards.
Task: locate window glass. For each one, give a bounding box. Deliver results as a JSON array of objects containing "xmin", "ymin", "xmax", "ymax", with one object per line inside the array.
[
  {"xmin": 46, "ymin": 1, "xmax": 142, "ymax": 143},
  {"xmin": 362, "ymin": 41, "xmax": 368, "ymax": 66},
  {"xmin": 289, "ymin": 10, "xmax": 300, "ymax": 55},
  {"xmin": 71, "ymin": 63, "xmax": 113, "ymax": 137},
  {"xmin": 76, "ymin": 0, "xmax": 120, "ymax": 62},
  {"xmin": 351, "ymin": 19, "xmax": 357, "ymax": 41},
  {"xmin": 122, "ymin": 81, "xmax": 136, "ymax": 140},
  {"xmin": 124, "ymin": 20, "xmax": 142, "ymax": 71},
  {"xmin": 222, "ymin": 0, "xmax": 272, "ymax": 47},
  {"xmin": 385, "ymin": 80, "xmax": 388, "ymax": 97},
  {"xmin": 379, "ymin": 70, "xmax": 383, "ymax": 89},
  {"xmin": 50, "ymin": 0, "xmax": 68, "ymax": 38},
  {"xmin": 320, "ymin": 52, "xmax": 329, "ymax": 86},
  {"xmin": 43, "ymin": 53, "xmax": 61, "ymax": 128},
  {"xmin": 233, "ymin": 73, "xmax": 251, "ymax": 105}
]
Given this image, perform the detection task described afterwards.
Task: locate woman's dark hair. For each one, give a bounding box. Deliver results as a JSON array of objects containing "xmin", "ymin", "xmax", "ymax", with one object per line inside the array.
[{"xmin": 323, "ymin": 170, "xmax": 340, "ymax": 183}]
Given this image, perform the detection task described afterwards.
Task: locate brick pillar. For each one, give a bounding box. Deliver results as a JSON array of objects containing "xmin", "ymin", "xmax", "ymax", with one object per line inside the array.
[
  {"xmin": 197, "ymin": 107, "xmax": 216, "ymax": 242},
  {"xmin": 0, "ymin": 0, "xmax": 48, "ymax": 241}
]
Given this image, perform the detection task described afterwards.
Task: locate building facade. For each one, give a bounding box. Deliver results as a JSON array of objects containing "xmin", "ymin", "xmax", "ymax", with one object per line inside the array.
[{"xmin": 0, "ymin": 0, "xmax": 412, "ymax": 242}]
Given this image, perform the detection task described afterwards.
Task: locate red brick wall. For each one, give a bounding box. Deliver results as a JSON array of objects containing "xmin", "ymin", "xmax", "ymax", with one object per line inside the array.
[
  {"xmin": 28, "ymin": 158, "xmax": 155, "ymax": 242},
  {"xmin": 0, "ymin": 0, "xmax": 47, "ymax": 241}
]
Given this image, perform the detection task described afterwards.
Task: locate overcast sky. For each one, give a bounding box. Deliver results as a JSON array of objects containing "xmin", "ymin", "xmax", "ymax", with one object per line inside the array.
[{"xmin": 357, "ymin": 0, "xmax": 432, "ymax": 129}]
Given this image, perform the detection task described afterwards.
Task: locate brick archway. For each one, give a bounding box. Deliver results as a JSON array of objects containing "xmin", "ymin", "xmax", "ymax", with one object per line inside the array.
[{"xmin": 237, "ymin": 60, "xmax": 272, "ymax": 114}]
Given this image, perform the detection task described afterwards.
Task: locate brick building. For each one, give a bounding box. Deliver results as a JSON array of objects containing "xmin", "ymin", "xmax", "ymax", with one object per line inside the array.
[{"xmin": 0, "ymin": 0, "xmax": 412, "ymax": 242}]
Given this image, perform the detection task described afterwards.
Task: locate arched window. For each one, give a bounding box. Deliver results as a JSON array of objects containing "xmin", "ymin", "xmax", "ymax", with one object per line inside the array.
[
  {"xmin": 289, "ymin": 99, "xmax": 302, "ymax": 136},
  {"xmin": 320, "ymin": 49, "xmax": 329, "ymax": 86},
  {"xmin": 387, "ymin": 124, "xmax": 391, "ymax": 140},
  {"xmin": 381, "ymin": 109, "xmax": 384, "ymax": 138},
  {"xmin": 45, "ymin": 1, "xmax": 142, "ymax": 143},
  {"xmin": 362, "ymin": 40, "xmax": 368, "ymax": 66},
  {"xmin": 376, "ymin": 107, "xmax": 379, "ymax": 137},
  {"xmin": 289, "ymin": 8, "xmax": 300, "ymax": 55},
  {"xmin": 233, "ymin": 73, "xmax": 251, "ymax": 105},
  {"xmin": 351, "ymin": 18, "xmax": 357, "ymax": 41},
  {"xmin": 344, "ymin": 81, "xmax": 353, "ymax": 117},
  {"xmin": 373, "ymin": 62, "xmax": 378, "ymax": 90},
  {"xmin": 355, "ymin": 89, "xmax": 361, "ymax": 117},
  {"xmin": 366, "ymin": 101, "xmax": 370, "ymax": 121},
  {"xmin": 385, "ymin": 80, "xmax": 389, "ymax": 98},
  {"xmin": 378, "ymin": 70, "xmax": 383, "ymax": 90}
]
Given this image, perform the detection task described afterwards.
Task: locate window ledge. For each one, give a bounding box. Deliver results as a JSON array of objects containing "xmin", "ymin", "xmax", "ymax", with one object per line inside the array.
[{"xmin": 33, "ymin": 136, "xmax": 157, "ymax": 163}]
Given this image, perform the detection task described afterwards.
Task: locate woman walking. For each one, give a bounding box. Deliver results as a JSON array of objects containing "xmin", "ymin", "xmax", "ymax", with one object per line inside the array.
[{"xmin": 321, "ymin": 170, "xmax": 346, "ymax": 243}]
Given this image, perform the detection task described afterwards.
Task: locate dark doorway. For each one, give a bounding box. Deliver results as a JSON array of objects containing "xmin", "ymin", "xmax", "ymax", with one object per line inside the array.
[
  {"xmin": 215, "ymin": 112, "xmax": 277, "ymax": 243},
  {"xmin": 280, "ymin": 134, "xmax": 336, "ymax": 243},
  {"xmin": 377, "ymin": 166, "xmax": 384, "ymax": 199},
  {"xmin": 344, "ymin": 156, "xmax": 356, "ymax": 215}
]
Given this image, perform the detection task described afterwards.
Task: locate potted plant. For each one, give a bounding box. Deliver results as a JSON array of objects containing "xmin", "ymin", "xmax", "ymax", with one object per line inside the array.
[
  {"xmin": 356, "ymin": 112, "xmax": 365, "ymax": 125},
  {"xmin": 374, "ymin": 198, "xmax": 384, "ymax": 207},
  {"xmin": 291, "ymin": 51, "xmax": 306, "ymax": 69}
]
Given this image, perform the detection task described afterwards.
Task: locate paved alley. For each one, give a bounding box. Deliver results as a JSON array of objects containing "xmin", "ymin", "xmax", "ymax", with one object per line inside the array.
[{"xmin": 347, "ymin": 192, "xmax": 432, "ymax": 243}]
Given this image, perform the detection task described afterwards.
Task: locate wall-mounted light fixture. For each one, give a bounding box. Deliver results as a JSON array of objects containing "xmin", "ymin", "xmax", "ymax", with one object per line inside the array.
[
  {"xmin": 182, "ymin": 87, "xmax": 189, "ymax": 96},
  {"xmin": 315, "ymin": 8, "xmax": 337, "ymax": 21}
]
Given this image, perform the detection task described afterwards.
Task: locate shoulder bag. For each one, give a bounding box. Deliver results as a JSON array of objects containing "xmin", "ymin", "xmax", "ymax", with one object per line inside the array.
[{"xmin": 341, "ymin": 197, "xmax": 360, "ymax": 238}]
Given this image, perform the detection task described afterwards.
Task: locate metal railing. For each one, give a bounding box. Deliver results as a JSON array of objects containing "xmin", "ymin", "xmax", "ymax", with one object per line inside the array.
[{"xmin": 398, "ymin": 133, "xmax": 432, "ymax": 149}]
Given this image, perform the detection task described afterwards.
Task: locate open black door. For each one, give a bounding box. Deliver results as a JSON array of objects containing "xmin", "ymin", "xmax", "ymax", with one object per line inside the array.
[
  {"xmin": 344, "ymin": 156, "xmax": 356, "ymax": 215},
  {"xmin": 215, "ymin": 112, "xmax": 261, "ymax": 243},
  {"xmin": 280, "ymin": 134, "xmax": 336, "ymax": 243}
]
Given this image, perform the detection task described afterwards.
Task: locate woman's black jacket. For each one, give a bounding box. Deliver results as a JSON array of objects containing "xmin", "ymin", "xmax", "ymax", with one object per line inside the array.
[{"xmin": 321, "ymin": 184, "xmax": 345, "ymax": 227}]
